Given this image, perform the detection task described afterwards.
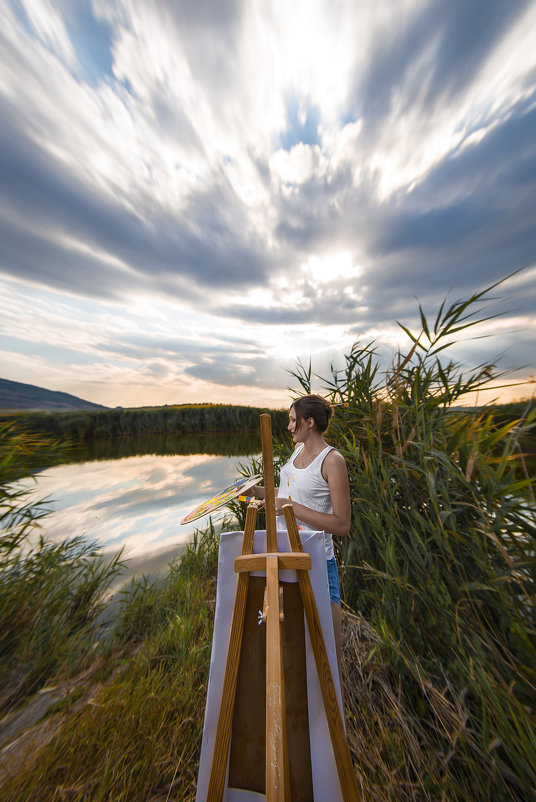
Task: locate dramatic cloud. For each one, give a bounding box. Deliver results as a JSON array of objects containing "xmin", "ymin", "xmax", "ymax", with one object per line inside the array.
[{"xmin": 0, "ymin": 0, "xmax": 535, "ymax": 406}]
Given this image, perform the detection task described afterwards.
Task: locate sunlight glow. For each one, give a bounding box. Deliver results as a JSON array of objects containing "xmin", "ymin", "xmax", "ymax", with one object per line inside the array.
[{"xmin": 305, "ymin": 251, "xmax": 361, "ymax": 284}]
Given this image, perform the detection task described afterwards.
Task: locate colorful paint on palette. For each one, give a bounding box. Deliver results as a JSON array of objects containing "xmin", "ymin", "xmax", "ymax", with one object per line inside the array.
[{"xmin": 180, "ymin": 475, "xmax": 262, "ymax": 524}]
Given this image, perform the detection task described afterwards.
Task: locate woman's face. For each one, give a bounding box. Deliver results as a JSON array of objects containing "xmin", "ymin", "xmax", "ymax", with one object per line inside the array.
[
  {"xmin": 288, "ymin": 408, "xmax": 301, "ymax": 442},
  {"xmin": 288, "ymin": 407, "xmax": 311, "ymax": 443}
]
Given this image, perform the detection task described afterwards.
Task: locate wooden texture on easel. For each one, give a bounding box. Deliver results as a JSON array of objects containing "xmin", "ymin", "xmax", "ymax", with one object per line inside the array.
[
  {"xmin": 206, "ymin": 504, "xmax": 257, "ymax": 802},
  {"xmin": 261, "ymin": 413, "xmax": 290, "ymax": 801},
  {"xmin": 235, "ymin": 552, "xmax": 312, "ymax": 573},
  {"xmin": 228, "ymin": 575, "xmax": 314, "ymax": 800},
  {"xmin": 260, "ymin": 413, "xmax": 277, "ymax": 553},
  {"xmin": 283, "ymin": 505, "xmax": 363, "ymax": 802},
  {"xmin": 265, "ymin": 555, "xmax": 289, "ymax": 801}
]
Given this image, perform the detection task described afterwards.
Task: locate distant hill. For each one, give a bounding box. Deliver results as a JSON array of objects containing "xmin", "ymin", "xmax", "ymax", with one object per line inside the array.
[{"xmin": 0, "ymin": 378, "xmax": 108, "ymax": 412}]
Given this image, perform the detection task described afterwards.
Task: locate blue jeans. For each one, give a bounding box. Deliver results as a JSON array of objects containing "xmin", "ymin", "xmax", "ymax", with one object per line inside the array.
[{"xmin": 326, "ymin": 558, "xmax": 341, "ymax": 605}]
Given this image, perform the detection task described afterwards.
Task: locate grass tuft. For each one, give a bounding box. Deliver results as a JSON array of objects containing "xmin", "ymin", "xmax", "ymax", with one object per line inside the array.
[{"xmin": 0, "ymin": 523, "xmax": 224, "ymax": 801}]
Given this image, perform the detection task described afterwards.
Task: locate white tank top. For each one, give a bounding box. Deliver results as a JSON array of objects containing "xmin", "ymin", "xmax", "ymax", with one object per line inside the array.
[{"xmin": 277, "ymin": 443, "xmax": 335, "ymax": 561}]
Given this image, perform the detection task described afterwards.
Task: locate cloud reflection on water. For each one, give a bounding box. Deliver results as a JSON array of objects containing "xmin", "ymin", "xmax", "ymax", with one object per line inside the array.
[{"xmin": 19, "ymin": 452, "xmax": 250, "ymax": 560}]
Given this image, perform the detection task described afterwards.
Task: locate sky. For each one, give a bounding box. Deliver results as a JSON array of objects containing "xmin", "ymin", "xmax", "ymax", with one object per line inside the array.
[{"xmin": 0, "ymin": 0, "xmax": 535, "ymax": 409}]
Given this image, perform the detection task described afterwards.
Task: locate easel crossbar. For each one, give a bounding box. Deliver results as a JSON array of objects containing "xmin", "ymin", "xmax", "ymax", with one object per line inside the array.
[{"xmin": 234, "ymin": 552, "xmax": 312, "ymax": 573}]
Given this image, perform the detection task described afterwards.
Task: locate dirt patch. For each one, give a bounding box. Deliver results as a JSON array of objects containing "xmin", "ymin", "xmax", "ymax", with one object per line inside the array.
[{"xmin": 0, "ymin": 659, "xmax": 127, "ymax": 790}]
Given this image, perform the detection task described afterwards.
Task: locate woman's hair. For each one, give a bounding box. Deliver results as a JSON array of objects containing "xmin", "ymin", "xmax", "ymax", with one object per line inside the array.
[{"xmin": 291, "ymin": 394, "xmax": 333, "ymax": 434}]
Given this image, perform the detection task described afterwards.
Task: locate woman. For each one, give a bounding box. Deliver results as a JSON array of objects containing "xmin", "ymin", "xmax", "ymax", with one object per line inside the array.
[{"xmin": 250, "ymin": 394, "xmax": 351, "ymax": 680}]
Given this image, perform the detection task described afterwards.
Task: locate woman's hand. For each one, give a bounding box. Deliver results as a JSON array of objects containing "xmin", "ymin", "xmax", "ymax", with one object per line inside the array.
[{"xmin": 274, "ymin": 496, "xmax": 293, "ymax": 516}]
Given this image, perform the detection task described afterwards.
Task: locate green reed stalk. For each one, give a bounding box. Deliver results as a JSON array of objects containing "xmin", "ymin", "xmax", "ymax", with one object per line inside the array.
[{"xmin": 286, "ymin": 277, "xmax": 535, "ymax": 799}]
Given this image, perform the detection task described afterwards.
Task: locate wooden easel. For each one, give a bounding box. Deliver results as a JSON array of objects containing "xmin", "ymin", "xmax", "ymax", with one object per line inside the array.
[{"xmin": 206, "ymin": 414, "xmax": 362, "ymax": 802}]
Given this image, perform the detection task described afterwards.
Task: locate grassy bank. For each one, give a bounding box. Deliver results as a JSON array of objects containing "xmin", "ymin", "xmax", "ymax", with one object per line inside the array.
[
  {"xmin": 0, "ymin": 423, "xmax": 124, "ymax": 713},
  {"xmin": 0, "ymin": 523, "xmax": 221, "ymax": 801},
  {"xmin": 1, "ymin": 280, "xmax": 535, "ymax": 800},
  {"xmin": 0, "ymin": 419, "xmax": 227, "ymax": 799}
]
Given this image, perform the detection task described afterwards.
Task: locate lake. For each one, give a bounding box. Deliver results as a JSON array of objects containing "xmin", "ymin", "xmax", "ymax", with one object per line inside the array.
[{"xmin": 16, "ymin": 432, "xmax": 262, "ymax": 588}]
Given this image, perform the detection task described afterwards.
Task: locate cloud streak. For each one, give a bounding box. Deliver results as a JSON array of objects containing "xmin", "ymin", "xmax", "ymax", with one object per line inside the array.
[{"xmin": 0, "ymin": 0, "xmax": 535, "ymax": 405}]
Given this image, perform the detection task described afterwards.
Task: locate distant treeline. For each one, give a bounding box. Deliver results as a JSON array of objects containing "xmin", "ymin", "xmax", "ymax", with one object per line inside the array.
[
  {"xmin": 2, "ymin": 403, "xmax": 288, "ymax": 442},
  {"xmin": 486, "ymin": 398, "xmax": 534, "ymax": 423},
  {"xmin": 1, "ymin": 400, "xmax": 533, "ymax": 447}
]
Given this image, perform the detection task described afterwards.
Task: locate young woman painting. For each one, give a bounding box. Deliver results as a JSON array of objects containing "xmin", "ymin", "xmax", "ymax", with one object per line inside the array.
[{"xmin": 250, "ymin": 394, "xmax": 351, "ymax": 681}]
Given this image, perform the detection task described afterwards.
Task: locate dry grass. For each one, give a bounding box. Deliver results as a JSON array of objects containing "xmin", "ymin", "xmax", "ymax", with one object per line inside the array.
[{"xmin": 342, "ymin": 608, "xmax": 478, "ymax": 801}]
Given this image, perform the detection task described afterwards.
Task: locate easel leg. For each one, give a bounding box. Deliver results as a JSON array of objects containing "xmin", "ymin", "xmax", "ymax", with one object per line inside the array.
[
  {"xmin": 265, "ymin": 555, "xmax": 290, "ymax": 801},
  {"xmin": 207, "ymin": 505, "xmax": 258, "ymax": 802},
  {"xmin": 283, "ymin": 506, "xmax": 362, "ymax": 802},
  {"xmin": 261, "ymin": 413, "xmax": 291, "ymax": 801}
]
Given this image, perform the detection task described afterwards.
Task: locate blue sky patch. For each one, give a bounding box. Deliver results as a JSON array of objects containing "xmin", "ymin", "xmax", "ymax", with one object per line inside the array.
[
  {"xmin": 65, "ymin": 2, "xmax": 115, "ymax": 87},
  {"xmin": 279, "ymin": 95, "xmax": 321, "ymax": 151}
]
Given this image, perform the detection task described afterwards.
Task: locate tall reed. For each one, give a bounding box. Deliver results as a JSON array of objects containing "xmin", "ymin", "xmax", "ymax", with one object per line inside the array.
[{"xmin": 287, "ymin": 279, "xmax": 535, "ymax": 799}]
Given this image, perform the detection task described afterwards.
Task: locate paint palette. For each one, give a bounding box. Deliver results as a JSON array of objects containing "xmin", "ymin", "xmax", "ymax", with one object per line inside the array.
[{"xmin": 180, "ymin": 475, "xmax": 262, "ymax": 524}]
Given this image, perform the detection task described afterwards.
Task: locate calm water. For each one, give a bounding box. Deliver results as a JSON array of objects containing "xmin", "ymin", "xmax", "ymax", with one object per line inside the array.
[{"xmin": 16, "ymin": 433, "xmax": 261, "ymax": 584}]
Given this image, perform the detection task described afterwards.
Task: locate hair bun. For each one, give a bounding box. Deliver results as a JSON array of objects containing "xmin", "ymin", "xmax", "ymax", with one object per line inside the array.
[{"xmin": 291, "ymin": 394, "xmax": 333, "ymax": 433}]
